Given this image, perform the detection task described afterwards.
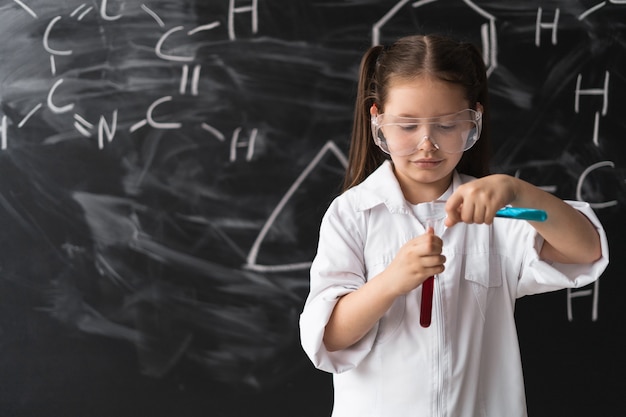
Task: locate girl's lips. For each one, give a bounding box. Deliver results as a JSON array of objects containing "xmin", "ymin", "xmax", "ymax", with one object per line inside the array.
[{"xmin": 412, "ymin": 159, "xmax": 443, "ymax": 168}]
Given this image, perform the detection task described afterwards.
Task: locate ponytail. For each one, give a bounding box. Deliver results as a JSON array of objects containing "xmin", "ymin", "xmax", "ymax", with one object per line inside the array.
[{"xmin": 343, "ymin": 45, "xmax": 388, "ymax": 191}]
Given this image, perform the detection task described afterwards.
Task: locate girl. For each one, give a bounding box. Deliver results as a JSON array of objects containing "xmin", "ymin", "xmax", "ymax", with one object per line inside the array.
[{"xmin": 299, "ymin": 34, "xmax": 608, "ymax": 417}]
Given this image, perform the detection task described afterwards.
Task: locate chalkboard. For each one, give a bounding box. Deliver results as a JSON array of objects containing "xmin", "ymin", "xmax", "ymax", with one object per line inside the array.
[{"xmin": 0, "ymin": 1, "xmax": 624, "ymax": 416}]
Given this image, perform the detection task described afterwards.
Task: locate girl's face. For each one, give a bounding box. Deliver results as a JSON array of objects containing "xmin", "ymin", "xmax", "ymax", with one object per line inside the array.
[{"xmin": 374, "ymin": 75, "xmax": 472, "ymax": 204}]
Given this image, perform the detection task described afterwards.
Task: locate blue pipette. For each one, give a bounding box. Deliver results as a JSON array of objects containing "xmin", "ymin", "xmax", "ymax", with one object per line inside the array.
[
  {"xmin": 431, "ymin": 200, "xmax": 548, "ymax": 222},
  {"xmin": 496, "ymin": 207, "xmax": 547, "ymax": 222}
]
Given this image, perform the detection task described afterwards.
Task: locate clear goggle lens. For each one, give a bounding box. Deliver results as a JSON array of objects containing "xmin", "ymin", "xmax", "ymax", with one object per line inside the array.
[{"xmin": 371, "ymin": 109, "xmax": 482, "ymax": 156}]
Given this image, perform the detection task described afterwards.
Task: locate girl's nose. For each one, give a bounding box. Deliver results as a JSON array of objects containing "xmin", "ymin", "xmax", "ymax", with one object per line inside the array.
[{"xmin": 417, "ymin": 135, "xmax": 439, "ymax": 152}]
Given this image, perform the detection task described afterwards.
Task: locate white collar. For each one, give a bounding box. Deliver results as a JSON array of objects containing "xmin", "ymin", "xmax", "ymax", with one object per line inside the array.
[{"xmin": 350, "ymin": 160, "xmax": 462, "ymax": 215}]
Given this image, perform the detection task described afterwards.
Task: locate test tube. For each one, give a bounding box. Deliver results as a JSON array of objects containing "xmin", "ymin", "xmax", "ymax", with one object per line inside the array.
[{"xmin": 420, "ymin": 201, "xmax": 446, "ymax": 328}]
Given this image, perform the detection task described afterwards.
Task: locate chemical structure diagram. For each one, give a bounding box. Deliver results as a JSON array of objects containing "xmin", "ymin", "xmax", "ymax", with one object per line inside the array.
[
  {"xmin": 4, "ymin": 0, "xmax": 260, "ymax": 161},
  {"xmin": 2, "ymin": 0, "xmax": 623, "ymax": 323}
]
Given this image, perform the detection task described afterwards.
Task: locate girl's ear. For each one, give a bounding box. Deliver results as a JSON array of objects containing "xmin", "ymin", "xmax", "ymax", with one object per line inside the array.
[
  {"xmin": 476, "ymin": 102, "xmax": 484, "ymax": 113},
  {"xmin": 370, "ymin": 104, "xmax": 379, "ymax": 116}
]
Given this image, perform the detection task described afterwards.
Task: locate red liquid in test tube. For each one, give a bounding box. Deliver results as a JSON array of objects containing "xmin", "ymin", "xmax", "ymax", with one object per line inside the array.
[
  {"xmin": 419, "ymin": 201, "xmax": 445, "ymax": 328},
  {"xmin": 420, "ymin": 276, "xmax": 434, "ymax": 327}
]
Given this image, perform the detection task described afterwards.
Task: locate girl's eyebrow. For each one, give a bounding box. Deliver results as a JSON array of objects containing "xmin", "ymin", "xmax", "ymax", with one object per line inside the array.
[{"xmin": 388, "ymin": 110, "xmax": 466, "ymax": 119}]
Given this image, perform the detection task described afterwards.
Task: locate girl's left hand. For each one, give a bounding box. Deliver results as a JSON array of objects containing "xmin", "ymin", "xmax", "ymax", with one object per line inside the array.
[{"xmin": 444, "ymin": 174, "xmax": 517, "ymax": 227}]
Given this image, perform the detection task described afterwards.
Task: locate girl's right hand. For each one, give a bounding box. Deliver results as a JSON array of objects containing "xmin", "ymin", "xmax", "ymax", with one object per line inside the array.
[{"xmin": 384, "ymin": 227, "xmax": 445, "ymax": 296}]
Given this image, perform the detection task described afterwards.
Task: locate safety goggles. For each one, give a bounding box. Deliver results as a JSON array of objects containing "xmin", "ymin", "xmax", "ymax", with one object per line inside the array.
[{"xmin": 371, "ymin": 109, "xmax": 482, "ymax": 156}]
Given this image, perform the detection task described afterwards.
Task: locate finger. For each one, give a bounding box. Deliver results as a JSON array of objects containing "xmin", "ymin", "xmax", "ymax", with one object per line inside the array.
[
  {"xmin": 404, "ymin": 237, "xmax": 441, "ymax": 261},
  {"xmin": 434, "ymin": 263, "xmax": 446, "ymax": 274},
  {"xmin": 422, "ymin": 258, "xmax": 446, "ymax": 274},
  {"xmin": 483, "ymin": 206, "xmax": 497, "ymax": 225},
  {"xmin": 445, "ymin": 198, "xmax": 462, "ymax": 227},
  {"xmin": 473, "ymin": 204, "xmax": 486, "ymax": 224},
  {"xmin": 413, "ymin": 238, "xmax": 443, "ymax": 257},
  {"xmin": 426, "ymin": 235, "xmax": 444, "ymax": 253},
  {"xmin": 444, "ymin": 215, "xmax": 456, "ymax": 228},
  {"xmin": 423, "ymin": 254, "xmax": 446, "ymax": 267},
  {"xmin": 460, "ymin": 201, "xmax": 476, "ymax": 224}
]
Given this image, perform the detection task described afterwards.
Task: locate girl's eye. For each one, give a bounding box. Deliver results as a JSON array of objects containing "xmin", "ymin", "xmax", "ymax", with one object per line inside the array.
[
  {"xmin": 399, "ymin": 124, "xmax": 418, "ymax": 132},
  {"xmin": 437, "ymin": 123, "xmax": 457, "ymax": 131}
]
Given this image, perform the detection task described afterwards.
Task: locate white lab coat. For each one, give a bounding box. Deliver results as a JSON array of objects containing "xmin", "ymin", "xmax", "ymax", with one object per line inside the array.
[{"xmin": 299, "ymin": 160, "xmax": 609, "ymax": 417}]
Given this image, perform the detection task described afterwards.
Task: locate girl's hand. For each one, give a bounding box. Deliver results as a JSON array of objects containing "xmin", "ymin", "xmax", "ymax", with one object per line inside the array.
[
  {"xmin": 384, "ymin": 228, "xmax": 445, "ymax": 296},
  {"xmin": 444, "ymin": 174, "xmax": 518, "ymax": 227},
  {"xmin": 323, "ymin": 228, "xmax": 445, "ymax": 352}
]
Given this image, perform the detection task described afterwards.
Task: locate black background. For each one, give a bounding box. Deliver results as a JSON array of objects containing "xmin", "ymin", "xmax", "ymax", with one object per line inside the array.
[{"xmin": 0, "ymin": 1, "xmax": 624, "ymax": 416}]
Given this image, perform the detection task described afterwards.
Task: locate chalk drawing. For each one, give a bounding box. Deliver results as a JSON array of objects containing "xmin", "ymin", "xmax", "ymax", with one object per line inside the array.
[
  {"xmin": 6, "ymin": 1, "xmax": 261, "ymax": 154},
  {"xmin": 578, "ymin": 0, "xmax": 626, "ymax": 20},
  {"xmin": 577, "ymin": 161, "xmax": 618, "ymax": 209},
  {"xmin": 567, "ymin": 280, "xmax": 600, "ymax": 321},
  {"xmin": 13, "ymin": 0, "xmax": 37, "ymax": 18},
  {"xmin": 229, "ymin": 127, "xmax": 258, "ymax": 162},
  {"xmin": 99, "ymin": 0, "xmax": 122, "ymax": 21},
  {"xmin": 245, "ymin": 141, "xmax": 348, "ymax": 272},
  {"xmin": 228, "ymin": 0, "xmax": 259, "ymax": 40},
  {"xmin": 372, "ymin": 0, "xmax": 497, "ymax": 76},
  {"xmin": 575, "ymin": 71, "xmax": 609, "ymax": 147},
  {"xmin": 535, "ymin": 7, "xmax": 560, "ymax": 46}
]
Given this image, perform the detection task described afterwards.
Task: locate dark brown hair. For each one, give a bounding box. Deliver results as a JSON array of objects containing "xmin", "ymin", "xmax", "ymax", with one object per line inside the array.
[{"xmin": 343, "ymin": 34, "xmax": 491, "ymax": 191}]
